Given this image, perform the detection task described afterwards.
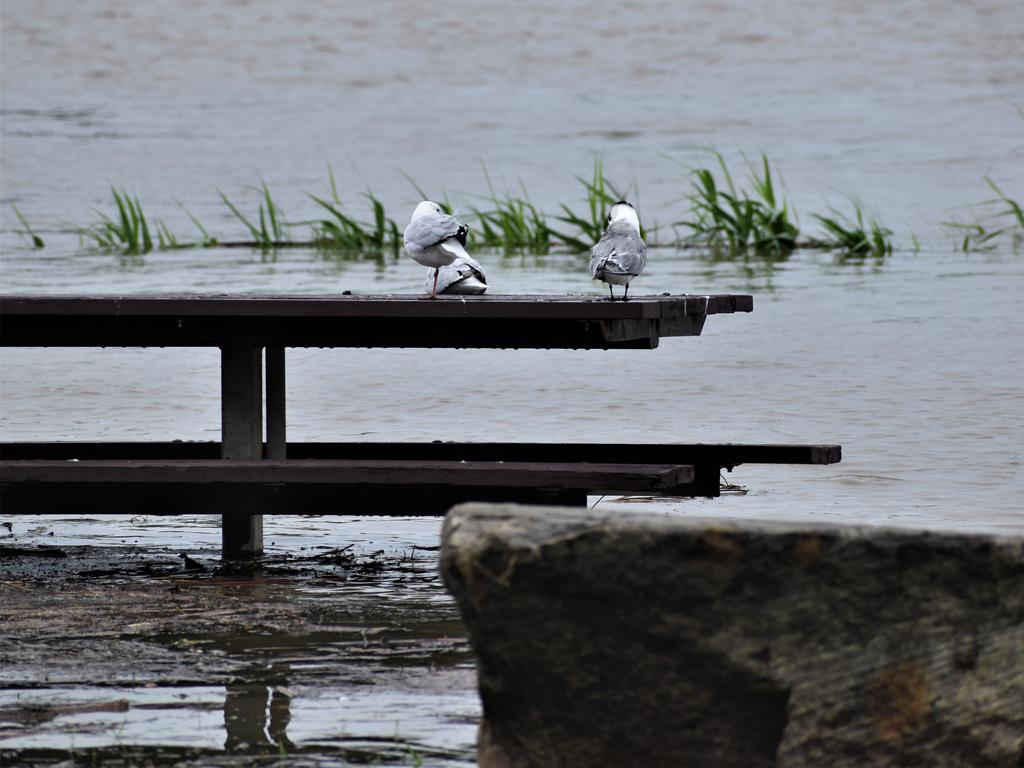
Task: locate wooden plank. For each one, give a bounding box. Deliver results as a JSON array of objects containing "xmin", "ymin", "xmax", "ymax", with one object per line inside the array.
[
  {"xmin": 0, "ymin": 294, "xmax": 752, "ymax": 319},
  {"xmin": 0, "ymin": 313, "xmax": 659, "ymax": 348},
  {"xmin": 0, "ymin": 441, "xmax": 842, "ymax": 466},
  {"xmin": 0, "ymin": 459, "xmax": 697, "ymax": 516},
  {"xmin": 220, "ymin": 345, "xmax": 263, "ymax": 559},
  {"xmin": 264, "ymin": 346, "xmax": 286, "ymax": 460},
  {"xmin": 288, "ymin": 441, "xmax": 843, "ymax": 466},
  {"xmin": 221, "ymin": 347, "xmax": 263, "ymax": 461},
  {"xmin": 0, "ymin": 459, "xmax": 694, "ymax": 491},
  {"xmin": 0, "ymin": 482, "xmax": 590, "ymax": 516},
  {"xmin": 0, "ymin": 294, "xmax": 752, "ymax": 349},
  {"xmin": 0, "ymin": 314, "xmax": 665, "ymax": 349}
]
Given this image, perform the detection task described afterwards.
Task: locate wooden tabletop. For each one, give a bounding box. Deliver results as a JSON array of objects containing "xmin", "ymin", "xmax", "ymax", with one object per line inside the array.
[{"xmin": 0, "ymin": 293, "xmax": 753, "ymax": 349}]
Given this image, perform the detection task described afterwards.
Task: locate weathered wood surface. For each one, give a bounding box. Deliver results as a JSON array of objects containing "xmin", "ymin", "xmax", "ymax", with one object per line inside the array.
[
  {"xmin": 219, "ymin": 344, "xmax": 264, "ymax": 557},
  {"xmin": 0, "ymin": 459, "xmax": 693, "ymax": 489},
  {"xmin": 0, "ymin": 460, "xmax": 695, "ymax": 516},
  {"xmin": 0, "ymin": 293, "xmax": 752, "ymax": 318},
  {"xmin": 441, "ymin": 503, "xmax": 1024, "ymax": 768},
  {"xmin": 0, "ymin": 442, "xmax": 841, "ymax": 502},
  {"xmin": 0, "ymin": 441, "xmax": 841, "ymax": 466},
  {"xmin": 0, "ymin": 293, "xmax": 752, "ymax": 349}
]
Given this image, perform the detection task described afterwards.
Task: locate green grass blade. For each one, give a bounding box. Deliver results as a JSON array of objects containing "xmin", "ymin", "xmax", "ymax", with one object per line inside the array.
[
  {"xmin": 219, "ymin": 190, "xmax": 262, "ymax": 241},
  {"xmin": 11, "ymin": 203, "xmax": 45, "ymax": 248},
  {"xmin": 176, "ymin": 201, "xmax": 217, "ymax": 246},
  {"xmin": 136, "ymin": 195, "xmax": 153, "ymax": 252},
  {"xmin": 985, "ymin": 176, "xmax": 1024, "ymax": 229}
]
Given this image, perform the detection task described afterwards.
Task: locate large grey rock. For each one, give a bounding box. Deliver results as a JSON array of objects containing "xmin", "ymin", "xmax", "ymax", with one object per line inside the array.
[{"xmin": 440, "ymin": 504, "xmax": 1024, "ymax": 768}]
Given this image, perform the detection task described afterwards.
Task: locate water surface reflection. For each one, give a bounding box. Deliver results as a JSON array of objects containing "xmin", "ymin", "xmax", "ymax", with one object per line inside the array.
[{"xmin": 0, "ymin": 524, "xmax": 477, "ymax": 766}]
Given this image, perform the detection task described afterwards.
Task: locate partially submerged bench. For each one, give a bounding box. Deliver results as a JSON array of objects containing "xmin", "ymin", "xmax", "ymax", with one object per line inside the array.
[
  {"xmin": 0, "ymin": 293, "xmax": 840, "ymax": 558},
  {"xmin": 0, "ymin": 440, "xmax": 840, "ymax": 510},
  {"xmin": 0, "ymin": 457, "xmax": 694, "ymax": 515}
]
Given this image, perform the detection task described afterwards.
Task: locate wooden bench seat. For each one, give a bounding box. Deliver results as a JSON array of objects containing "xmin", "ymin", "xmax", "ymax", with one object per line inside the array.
[
  {"xmin": 0, "ymin": 458, "xmax": 695, "ymax": 516},
  {"xmin": 0, "ymin": 441, "xmax": 840, "ymax": 516}
]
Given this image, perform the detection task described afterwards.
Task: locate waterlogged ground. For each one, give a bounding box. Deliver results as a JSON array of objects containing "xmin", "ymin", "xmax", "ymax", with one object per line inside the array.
[
  {"xmin": 0, "ymin": 516, "xmax": 477, "ymax": 767},
  {"xmin": 2, "ymin": 0, "xmax": 1024, "ymax": 764}
]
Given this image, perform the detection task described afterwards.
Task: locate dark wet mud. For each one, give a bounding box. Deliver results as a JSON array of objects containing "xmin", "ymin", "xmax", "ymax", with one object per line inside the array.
[{"xmin": 0, "ymin": 538, "xmax": 477, "ymax": 767}]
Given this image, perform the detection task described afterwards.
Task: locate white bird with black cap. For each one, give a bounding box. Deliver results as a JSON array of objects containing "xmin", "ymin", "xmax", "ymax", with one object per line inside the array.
[
  {"xmin": 590, "ymin": 200, "xmax": 646, "ymax": 301},
  {"xmin": 403, "ymin": 201, "xmax": 474, "ymax": 298}
]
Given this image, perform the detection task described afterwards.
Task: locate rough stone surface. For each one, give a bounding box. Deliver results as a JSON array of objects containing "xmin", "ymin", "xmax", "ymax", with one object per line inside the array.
[{"xmin": 440, "ymin": 504, "xmax": 1024, "ymax": 768}]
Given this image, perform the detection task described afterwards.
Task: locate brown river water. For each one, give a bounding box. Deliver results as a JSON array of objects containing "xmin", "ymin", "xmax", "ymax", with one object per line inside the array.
[{"xmin": 1, "ymin": 0, "xmax": 1023, "ymax": 764}]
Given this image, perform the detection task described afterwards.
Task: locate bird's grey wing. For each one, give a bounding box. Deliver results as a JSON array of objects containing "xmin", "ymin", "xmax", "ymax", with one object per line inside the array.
[
  {"xmin": 610, "ymin": 228, "xmax": 646, "ymax": 275},
  {"xmin": 444, "ymin": 253, "xmax": 486, "ymax": 285},
  {"xmin": 427, "ymin": 254, "xmax": 488, "ymax": 293},
  {"xmin": 406, "ymin": 212, "xmax": 468, "ymax": 249},
  {"xmin": 590, "ymin": 225, "xmax": 646, "ymax": 277},
  {"xmin": 589, "ymin": 233, "xmax": 617, "ymax": 277},
  {"xmin": 458, "ymin": 253, "xmax": 486, "ymax": 281}
]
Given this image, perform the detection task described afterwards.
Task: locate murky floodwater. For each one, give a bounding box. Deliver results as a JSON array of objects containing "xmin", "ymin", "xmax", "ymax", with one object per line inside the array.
[
  {"xmin": 2, "ymin": 0, "xmax": 1023, "ymax": 235},
  {"xmin": 2, "ymin": 0, "xmax": 1023, "ymax": 764},
  {"xmin": 0, "ymin": 517, "xmax": 478, "ymax": 766}
]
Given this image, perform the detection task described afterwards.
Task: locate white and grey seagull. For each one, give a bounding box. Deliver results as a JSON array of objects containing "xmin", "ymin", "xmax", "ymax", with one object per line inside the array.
[
  {"xmin": 403, "ymin": 201, "xmax": 473, "ymax": 299},
  {"xmin": 590, "ymin": 200, "xmax": 646, "ymax": 301},
  {"xmin": 422, "ymin": 253, "xmax": 488, "ymax": 295}
]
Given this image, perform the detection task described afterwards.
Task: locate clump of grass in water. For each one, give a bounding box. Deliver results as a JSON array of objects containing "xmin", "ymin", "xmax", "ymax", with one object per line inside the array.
[
  {"xmin": 219, "ymin": 180, "xmax": 288, "ymax": 249},
  {"xmin": 308, "ymin": 168, "xmax": 401, "ymax": 254},
  {"xmin": 812, "ymin": 201, "xmax": 892, "ymax": 259},
  {"xmin": 10, "ymin": 203, "xmax": 45, "ymax": 248},
  {"xmin": 472, "ymin": 194, "xmax": 551, "ymax": 251},
  {"xmin": 177, "ymin": 202, "xmax": 219, "ymax": 247},
  {"xmin": 309, "ymin": 193, "xmax": 401, "ymax": 254},
  {"xmin": 943, "ymin": 177, "xmax": 1023, "ymax": 252},
  {"xmin": 154, "ymin": 219, "xmax": 181, "ymax": 250},
  {"xmin": 83, "ymin": 189, "xmax": 200, "ymax": 253},
  {"xmin": 367, "ymin": 191, "xmax": 403, "ymax": 254},
  {"xmin": 551, "ymin": 159, "xmax": 641, "ymax": 251},
  {"xmin": 85, "ymin": 187, "xmax": 155, "ymax": 254},
  {"xmin": 944, "ymin": 220, "xmax": 1005, "ymax": 253},
  {"xmin": 985, "ymin": 177, "xmax": 1024, "ymax": 236},
  {"xmin": 468, "ymin": 168, "xmax": 552, "ymax": 252},
  {"xmin": 677, "ymin": 152, "xmax": 798, "ymax": 257}
]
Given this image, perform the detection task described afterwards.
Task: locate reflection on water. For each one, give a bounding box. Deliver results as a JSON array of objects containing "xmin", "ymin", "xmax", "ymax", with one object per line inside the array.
[
  {"xmin": 0, "ymin": 521, "xmax": 478, "ymax": 765},
  {"xmin": 689, "ymin": 248, "xmax": 794, "ymax": 293},
  {"xmin": 224, "ymin": 667, "xmax": 293, "ymax": 754}
]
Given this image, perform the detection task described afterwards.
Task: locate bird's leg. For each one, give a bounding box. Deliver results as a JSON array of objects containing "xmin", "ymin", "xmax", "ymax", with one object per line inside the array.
[
  {"xmin": 623, "ymin": 282, "xmax": 630, "ymax": 302},
  {"xmin": 431, "ymin": 268, "xmax": 439, "ymax": 299},
  {"xmin": 608, "ymin": 284, "xmax": 615, "ymax": 301}
]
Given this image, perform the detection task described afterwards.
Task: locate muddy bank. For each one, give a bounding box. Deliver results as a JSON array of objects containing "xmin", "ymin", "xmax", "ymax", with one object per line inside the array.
[{"xmin": 0, "ymin": 536, "xmax": 477, "ymax": 766}]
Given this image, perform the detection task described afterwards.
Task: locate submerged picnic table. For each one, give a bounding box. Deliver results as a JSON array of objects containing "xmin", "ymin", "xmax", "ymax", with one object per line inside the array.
[{"xmin": 0, "ymin": 293, "xmax": 840, "ymax": 558}]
